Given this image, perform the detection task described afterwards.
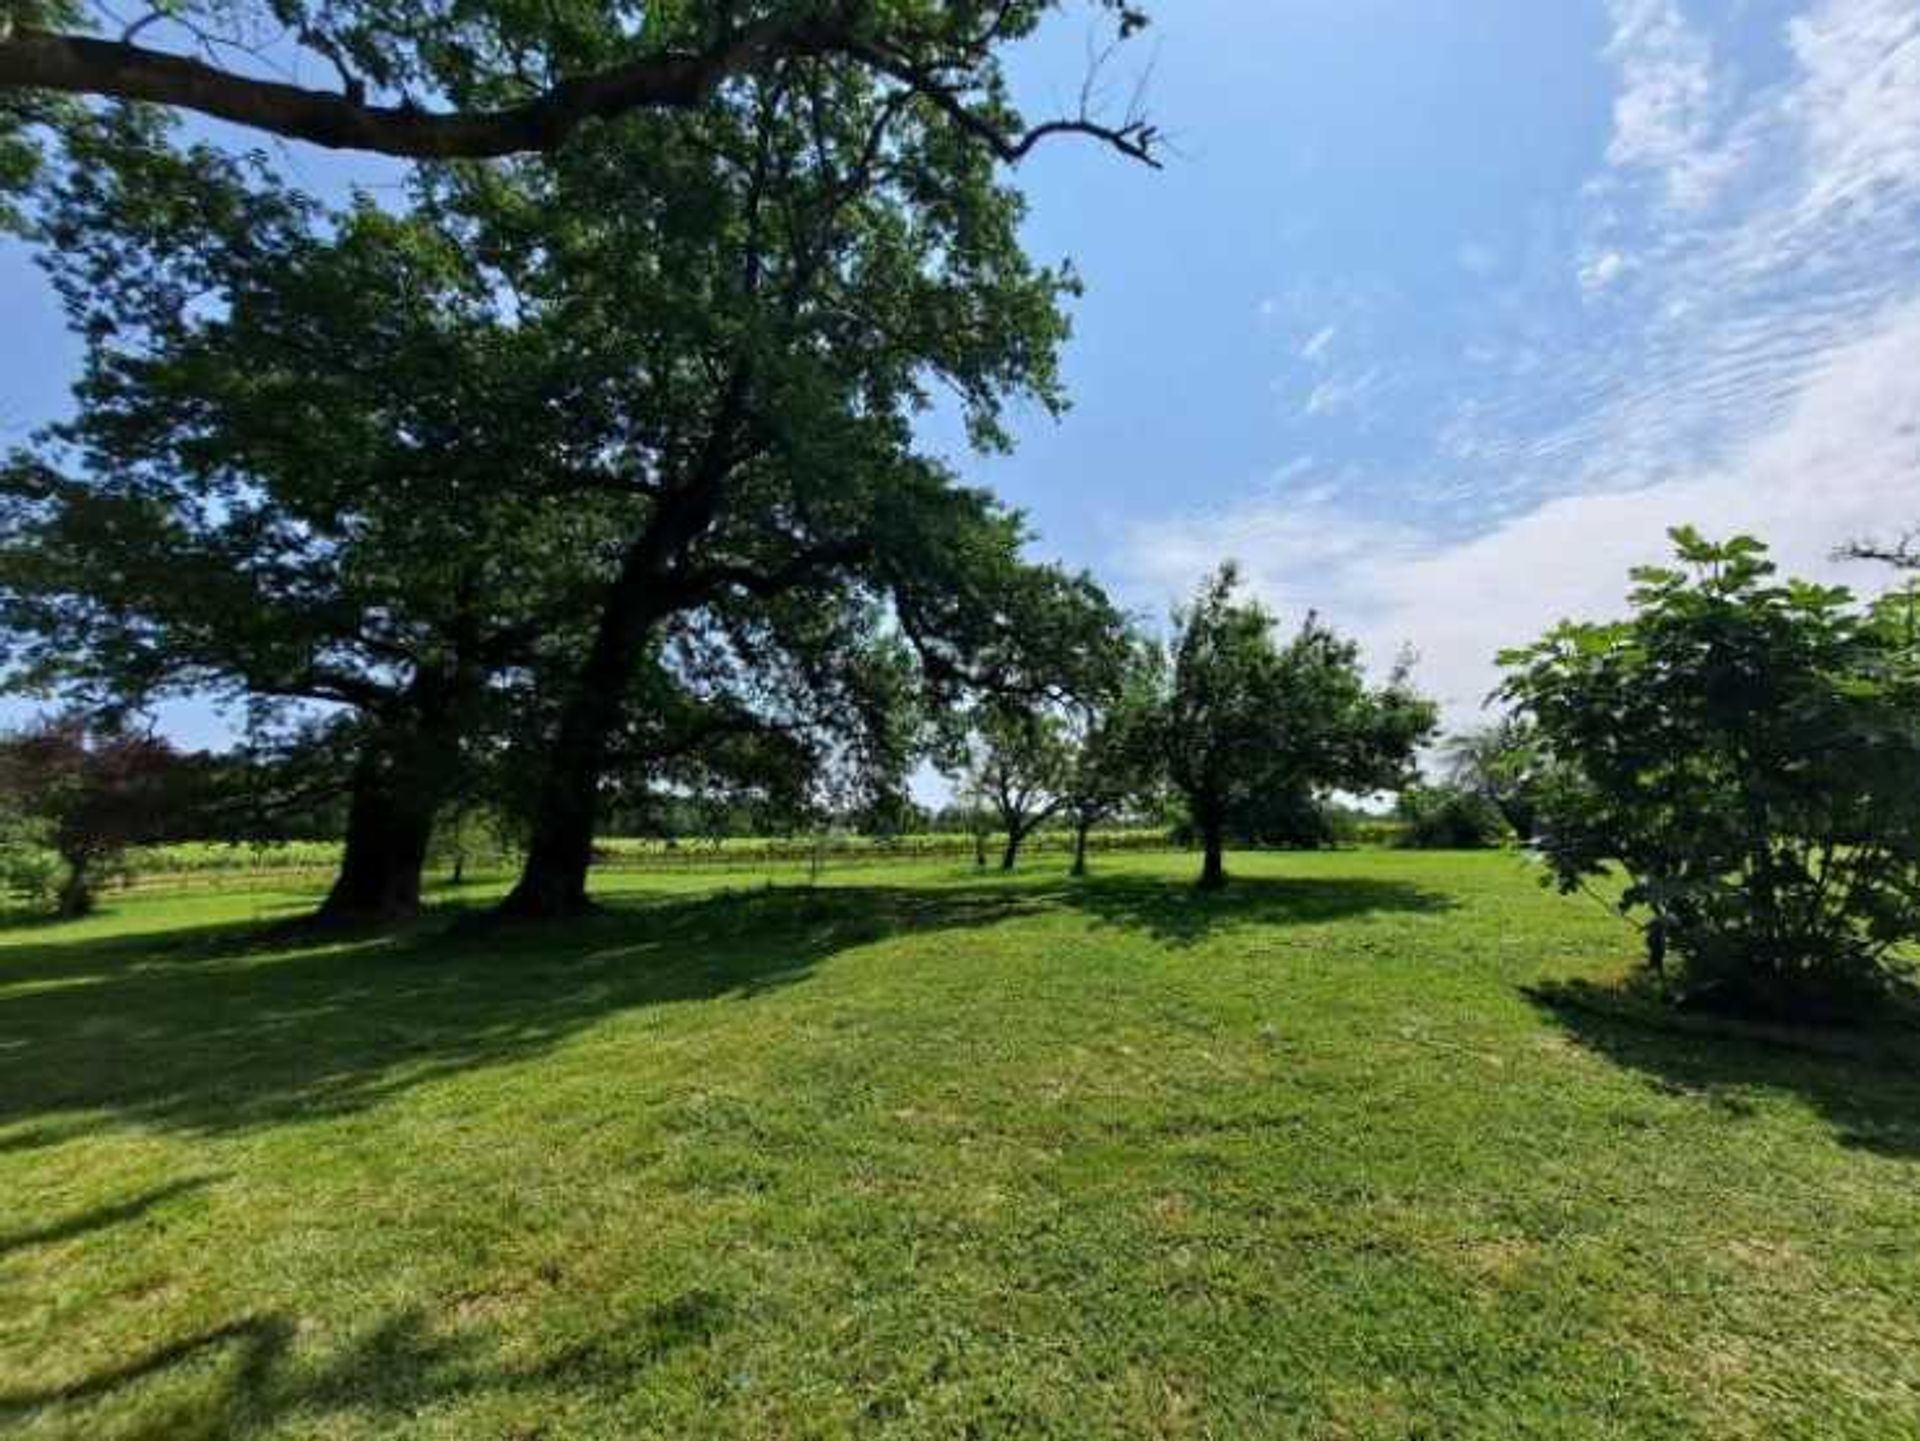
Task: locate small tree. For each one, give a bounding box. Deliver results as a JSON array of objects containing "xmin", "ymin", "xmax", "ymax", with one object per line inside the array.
[
  {"xmin": 0, "ymin": 717, "xmax": 200, "ymax": 916},
  {"xmin": 1165, "ymin": 565, "xmax": 1436, "ymax": 889},
  {"xmin": 1439, "ymin": 717, "xmax": 1539, "ymax": 841},
  {"xmin": 1500, "ymin": 529, "xmax": 1920, "ymax": 1016},
  {"xmin": 957, "ymin": 705, "xmax": 1072, "ymax": 871},
  {"xmin": 1061, "ymin": 644, "xmax": 1166, "ymax": 876},
  {"xmin": 1396, "ymin": 783, "xmax": 1510, "ymax": 849}
]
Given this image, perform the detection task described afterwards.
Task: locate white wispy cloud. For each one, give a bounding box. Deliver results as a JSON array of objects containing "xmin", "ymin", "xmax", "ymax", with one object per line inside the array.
[
  {"xmin": 1121, "ymin": 294, "xmax": 1920, "ymax": 728},
  {"xmin": 1120, "ymin": 0, "xmax": 1920, "ymax": 735},
  {"xmin": 1578, "ymin": 248, "xmax": 1630, "ymax": 294},
  {"xmin": 1299, "ymin": 325, "xmax": 1338, "ymax": 362},
  {"xmin": 1602, "ymin": 0, "xmax": 1745, "ymax": 212},
  {"xmin": 1302, "ymin": 368, "xmax": 1379, "ymax": 418},
  {"xmin": 1455, "ymin": 0, "xmax": 1920, "ymax": 498}
]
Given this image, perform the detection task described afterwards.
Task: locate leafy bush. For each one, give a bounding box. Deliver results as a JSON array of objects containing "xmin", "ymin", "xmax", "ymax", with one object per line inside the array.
[
  {"xmin": 1396, "ymin": 784, "xmax": 1511, "ymax": 850},
  {"xmin": 1500, "ymin": 529, "xmax": 1920, "ymax": 1018},
  {"xmin": 0, "ymin": 832, "xmax": 62, "ymax": 908},
  {"xmin": 0, "ymin": 719, "xmax": 205, "ymax": 916}
]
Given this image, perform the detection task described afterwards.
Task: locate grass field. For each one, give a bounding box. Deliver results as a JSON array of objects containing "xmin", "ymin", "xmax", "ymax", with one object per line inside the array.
[{"xmin": 3, "ymin": 850, "xmax": 1918, "ymax": 1438}]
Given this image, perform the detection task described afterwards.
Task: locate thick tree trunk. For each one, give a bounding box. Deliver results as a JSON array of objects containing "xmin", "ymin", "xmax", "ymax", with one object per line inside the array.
[
  {"xmin": 498, "ymin": 557, "xmax": 659, "ymax": 921},
  {"xmin": 1197, "ymin": 815, "xmax": 1227, "ymax": 891},
  {"xmin": 316, "ymin": 770, "xmax": 436, "ymax": 925},
  {"xmin": 1645, "ymin": 915, "xmax": 1667, "ymax": 976},
  {"xmin": 1070, "ymin": 819, "xmax": 1091, "ymax": 877},
  {"xmin": 999, "ymin": 826, "xmax": 1022, "ymax": 872},
  {"xmin": 497, "ymin": 397, "xmax": 746, "ymax": 923},
  {"xmin": 313, "ymin": 661, "xmax": 474, "ymax": 928},
  {"xmin": 56, "ymin": 857, "xmax": 95, "ymax": 919},
  {"xmin": 496, "ymin": 739, "xmax": 604, "ymax": 919}
]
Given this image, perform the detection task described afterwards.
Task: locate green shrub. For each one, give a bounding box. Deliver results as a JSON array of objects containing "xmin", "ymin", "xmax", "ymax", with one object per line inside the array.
[
  {"xmin": 0, "ymin": 835, "xmax": 63, "ymax": 908},
  {"xmin": 1395, "ymin": 784, "xmax": 1511, "ymax": 850},
  {"xmin": 1501, "ymin": 529, "xmax": 1920, "ymax": 1019}
]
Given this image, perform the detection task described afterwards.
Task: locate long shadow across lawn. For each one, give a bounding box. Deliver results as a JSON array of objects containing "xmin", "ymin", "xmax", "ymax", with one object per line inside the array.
[
  {"xmin": 0, "ymin": 884, "xmax": 1038, "ymax": 1139},
  {"xmin": 1528, "ymin": 978, "xmax": 1920, "ymax": 1160},
  {"xmin": 0, "ymin": 1175, "xmax": 217, "ymax": 1259},
  {"xmin": 1052, "ymin": 869, "xmax": 1455, "ymax": 946},
  {"xmin": 0, "ymin": 1289, "xmax": 733, "ymax": 1436},
  {"xmin": 0, "ymin": 869, "xmax": 1451, "ymax": 1142},
  {"xmin": 0, "ymin": 869, "xmax": 1459, "ymax": 1434}
]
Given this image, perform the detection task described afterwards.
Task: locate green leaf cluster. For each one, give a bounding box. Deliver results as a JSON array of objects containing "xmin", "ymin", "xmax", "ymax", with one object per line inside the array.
[{"xmin": 1500, "ymin": 527, "xmax": 1920, "ymax": 1015}]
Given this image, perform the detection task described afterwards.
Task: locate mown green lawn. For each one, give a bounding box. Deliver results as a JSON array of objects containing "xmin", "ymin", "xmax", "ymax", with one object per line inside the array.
[{"xmin": 3, "ymin": 850, "xmax": 1918, "ymax": 1438}]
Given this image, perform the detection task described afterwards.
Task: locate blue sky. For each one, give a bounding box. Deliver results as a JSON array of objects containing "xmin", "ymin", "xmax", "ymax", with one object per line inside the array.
[{"xmin": 5, "ymin": 0, "xmax": 1920, "ymax": 745}]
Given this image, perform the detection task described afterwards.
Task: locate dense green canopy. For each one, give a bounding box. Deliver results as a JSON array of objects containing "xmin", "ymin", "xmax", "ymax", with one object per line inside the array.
[
  {"xmin": 1500, "ymin": 529, "xmax": 1920, "ymax": 1015},
  {"xmin": 2, "ymin": 33, "xmax": 1132, "ymax": 921}
]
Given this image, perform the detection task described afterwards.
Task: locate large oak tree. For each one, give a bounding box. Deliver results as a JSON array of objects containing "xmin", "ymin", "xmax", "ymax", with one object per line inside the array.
[
  {"xmin": 433, "ymin": 54, "xmax": 1129, "ymax": 918},
  {"xmin": 1, "ymin": 115, "xmax": 610, "ymax": 923},
  {"xmin": 3, "ymin": 43, "xmax": 1131, "ymax": 922}
]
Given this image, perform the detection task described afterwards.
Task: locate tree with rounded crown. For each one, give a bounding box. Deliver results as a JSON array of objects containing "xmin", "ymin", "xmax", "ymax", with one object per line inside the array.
[
  {"xmin": 1, "ymin": 114, "xmax": 617, "ymax": 925},
  {"xmin": 1164, "ymin": 564, "xmax": 1435, "ymax": 890},
  {"xmin": 3, "ymin": 38, "xmax": 1136, "ymax": 924},
  {"xmin": 0, "ymin": 714, "xmax": 204, "ymax": 916},
  {"xmin": 950, "ymin": 702, "xmax": 1071, "ymax": 872},
  {"xmin": 453, "ymin": 56, "xmax": 1133, "ymax": 919}
]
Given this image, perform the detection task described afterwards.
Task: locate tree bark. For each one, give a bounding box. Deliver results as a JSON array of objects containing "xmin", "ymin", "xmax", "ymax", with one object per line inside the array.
[
  {"xmin": 495, "ymin": 664, "xmax": 626, "ymax": 920},
  {"xmin": 1197, "ymin": 814, "xmax": 1227, "ymax": 891},
  {"xmin": 313, "ymin": 663, "xmax": 473, "ymax": 928},
  {"xmin": 0, "ymin": 23, "xmax": 1159, "ymax": 166},
  {"xmin": 1070, "ymin": 818, "xmax": 1091, "ymax": 877},
  {"xmin": 999, "ymin": 825, "xmax": 1022, "ymax": 872},
  {"xmin": 497, "ymin": 552, "xmax": 663, "ymax": 921},
  {"xmin": 315, "ymin": 765, "xmax": 436, "ymax": 926},
  {"xmin": 0, "ymin": 18, "xmax": 835, "ymax": 159},
  {"xmin": 55, "ymin": 856, "xmax": 95, "ymax": 919},
  {"xmin": 496, "ymin": 723, "xmax": 607, "ymax": 920}
]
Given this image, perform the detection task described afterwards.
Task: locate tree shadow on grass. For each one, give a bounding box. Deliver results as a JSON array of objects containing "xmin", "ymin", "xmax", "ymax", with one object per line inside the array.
[
  {"xmin": 1526, "ymin": 977, "xmax": 1920, "ymax": 1160},
  {"xmin": 0, "ymin": 1288, "xmax": 731, "ymax": 1436},
  {"xmin": 0, "ymin": 870, "xmax": 1454, "ymax": 1144},
  {"xmin": 1047, "ymin": 870, "xmax": 1457, "ymax": 946},
  {"xmin": 0, "ymin": 1175, "xmax": 216, "ymax": 1258},
  {"xmin": 0, "ymin": 884, "xmax": 1042, "ymax": 1140}
]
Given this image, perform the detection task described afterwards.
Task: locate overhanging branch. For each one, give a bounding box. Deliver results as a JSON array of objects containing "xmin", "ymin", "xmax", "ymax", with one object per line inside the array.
[
  {"xmin": 1, "ymin": 15, "xmax": 1160, "ymax": 166},
  {"xmin": 0, "ymin": 18, "xmax": 807, "ymax": 156}
]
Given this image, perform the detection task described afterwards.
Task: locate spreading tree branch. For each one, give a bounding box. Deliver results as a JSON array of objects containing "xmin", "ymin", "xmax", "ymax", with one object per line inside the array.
[
  {"xmin": 1838, "ymin": 527, "xmax": 1920, "ymax": 571},
  {"xmin": 0, "ymin": 11, "xmax": 1159, "ymax": 165}
]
